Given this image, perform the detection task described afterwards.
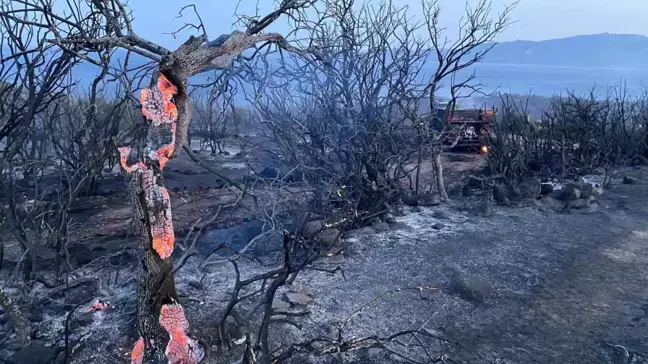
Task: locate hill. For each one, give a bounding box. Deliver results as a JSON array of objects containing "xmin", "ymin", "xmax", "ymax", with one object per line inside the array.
[{"xmin": 483, "ymin": 33, "xmax": 648, "ymax": 69}]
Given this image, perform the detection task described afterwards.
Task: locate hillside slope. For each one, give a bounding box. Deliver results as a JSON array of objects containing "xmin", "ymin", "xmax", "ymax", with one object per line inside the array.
[{"xmin": 483, "ymin": 33, "xmax": 648, "ymax": 68}]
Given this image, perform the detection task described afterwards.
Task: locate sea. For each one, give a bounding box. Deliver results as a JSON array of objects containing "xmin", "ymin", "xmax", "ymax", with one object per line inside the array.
[{"xmin": 69, "ymin": 59, "xmax": 648, "ymax": 103}]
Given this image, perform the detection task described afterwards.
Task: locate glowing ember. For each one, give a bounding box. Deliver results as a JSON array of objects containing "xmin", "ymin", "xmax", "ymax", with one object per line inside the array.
[
  {"xmin": 130, "ymin": 337, "xmax": 145, "ymax": 364},
  {"xmin": 88, "ymin": 299, "xmax": 110, "ymax": 312},
  {"xmin": 140, "ymin": 74, "xmax": 178, "ymax": 126},
  {"xmin": 118, "ymin": 75, "xmax": 178, "ymax": 259},
  {"xmin": 160, "ymin": 303, "xmax": 204, "ymax": 364}
]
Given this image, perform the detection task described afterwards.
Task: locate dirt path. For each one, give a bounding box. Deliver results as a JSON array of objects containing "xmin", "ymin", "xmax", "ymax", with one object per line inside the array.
[{"xmin": 293, "ymin": 174, "xmax": 648, "ymax": 363}]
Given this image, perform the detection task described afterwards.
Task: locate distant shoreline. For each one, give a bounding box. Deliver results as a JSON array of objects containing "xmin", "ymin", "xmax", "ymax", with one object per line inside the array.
[{"xmin": 474, "ymin": 62, "xmax": 648, "ymax": 72}]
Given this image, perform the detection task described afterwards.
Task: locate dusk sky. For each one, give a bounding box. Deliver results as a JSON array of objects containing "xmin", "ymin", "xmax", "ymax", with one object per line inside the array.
[{"xmin": 123, "ymin": 0, "xmax": 648, "ymax": 48}]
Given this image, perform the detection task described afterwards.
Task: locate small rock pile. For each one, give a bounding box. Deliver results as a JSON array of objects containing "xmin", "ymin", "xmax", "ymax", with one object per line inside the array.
[
  {"xmin": 492, "ymin": 177, "xmax": 604, "ymax": 213},
  {"xmin": 492, "ymin": 177, "xmax": 543, "ymax": 205},
  {"xmin": 549, "ymin": 181, "xmax": 603, "ymax": 212},
  {"xmin": 623, "ymin": 175, "xmax": 641, "ymax": 185}
]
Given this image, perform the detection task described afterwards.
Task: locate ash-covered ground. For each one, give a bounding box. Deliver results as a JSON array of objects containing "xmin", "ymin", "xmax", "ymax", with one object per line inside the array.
[{"xmin": 2, "ymin": 149, "xmax": 648, "ymax": 364}]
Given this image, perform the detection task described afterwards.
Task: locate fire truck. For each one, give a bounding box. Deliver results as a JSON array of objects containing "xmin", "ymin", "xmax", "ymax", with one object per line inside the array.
[{"xmin": 438, "ymin": 108, "xmax": 495, "ymax": 153}]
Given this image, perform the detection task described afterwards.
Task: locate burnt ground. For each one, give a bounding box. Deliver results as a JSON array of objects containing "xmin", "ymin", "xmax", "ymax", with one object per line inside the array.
[
  {"xmin": 290, "ymin": 173, "xmax": 648, "ymax": 364},
  {"xmin": 2, "ymin": 145, "xmax": 648, "ymax": 364}
]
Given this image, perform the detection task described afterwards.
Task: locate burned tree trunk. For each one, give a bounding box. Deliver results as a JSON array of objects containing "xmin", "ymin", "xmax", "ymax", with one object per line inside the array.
[
  {"xmin": 119, "ymin": 74, "xmax": 202, "ymax": 363},
  {"xmin": 117, "ymin": 33, "xmax": 298, "ymax": 364}
]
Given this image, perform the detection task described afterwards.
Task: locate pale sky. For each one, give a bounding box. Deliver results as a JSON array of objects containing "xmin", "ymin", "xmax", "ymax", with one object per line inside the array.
[{"xmin": 124, "ymin": 0, "xmax": 648, "ymax": 48}]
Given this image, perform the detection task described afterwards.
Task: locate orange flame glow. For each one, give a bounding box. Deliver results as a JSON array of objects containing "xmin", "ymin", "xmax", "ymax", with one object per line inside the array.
[
  {"xmin": 160, "ymin": 303, "xmax": 204, "ymax": 364},
  {"xmin": 88, "ymin": 300, "xmax": 110, "ymax": 312},
  {"xmin": 118, "ymin": 75, "xmax": 178, "ymax": 258},
  {"xmin": 130, "ymin": 337, "xmax": 145, "ymax": 364}
]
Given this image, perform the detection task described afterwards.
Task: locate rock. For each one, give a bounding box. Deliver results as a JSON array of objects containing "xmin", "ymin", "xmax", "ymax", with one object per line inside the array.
[
  {"xmin": 572, "ymin": 196, "xmax": 599, "ymax": 212},
  {"xmin": 289, "ymin": 282, "xmax": 313, "ymax": 297},
  {"xmin": 401, "ymin": 194, "xmax": 419, "ymax": 206},
  {"xmin": 383, "ymin": 213, "xmax": 397, "ymax": 224},
  {"xmin": 518, "ymin": 177, "xmax": 541, "ymax": 199},
  {"xmin": 493, "ymin": 184, "xmax": 509, "ymax": 204},
  {"xmin": 367, "ymin": 347, "xmax": 384, "ymax": 359},
  {"xmin": 537, "ymin": 196, "xmax": 562, "ymax": 212},
  {"xmin": 303, "ymin": 220, "xmax": 325, "ymax": 237},
  {"xmin": 446, "ymin": 264, "xmax": 493, "ymax": 303},
  {"xmin": 388, "ymin": 222, "xmax": 410, "ymax": 231},
  {"xmin": 326, "ymin": 245, "xmax": 344, "ymax": 256},
  {"xmin": 432, "ymin": 222, "xmax": 445, "ymax": 230},
  {"xmin": 181, "ymin": 169, "xmax": 198, "ymax": 175},
  {"xmin": 319, "ymin": 253, "xmax": 345, "ymax": 266},
  {"xmin": 419, "ymin": 193, "xmax": 442, "ymax": 206},
  {"xmin": 540, "ymin": 183, "xmax": 554, "ymax": 195},
  {"xmin": 372, "ymin": 222, "xmax": 391, "ymax": 233},
  {"xmin": 284, "ymin": 292, "xmax": 313, "ymax": 306},
  {"xmin": 522, "ymin": 272, "xmax": 540, "ymax": 287},
  {"xmin": 315, "ymin": 228, "xmax": 340, "ymax": 246},
  {"xmin": 258, "ymin": 166, "xmax": 280, "ymax": 179},
  {"xmin": 272, "ymin": 298, "xmax": 290, "ymax": 312},
  {"xmin": 462, "ymin": 185, "xmax": 476, "ymax": 197},
  {"xmin": 507, "ymin": 184, "xmax": 522, "ymax": 203},
  {"xmin": 570, "ymin": 199, "xmax": 591, "ymax": 210},
  {"xmin": 560, "ymin": 183, "xmax": 581, "ymax": 201},
  {"xmin": 623, "ymin": 175, "xmax": 640, "ymax": 184},
  {"xmin": 431, "ymin": 210, "xmax": 451, "ymax": 219},
  {"xmin": 577, "ymin": 182, "xmax": 595, "ymax": 199},
  {"xmin": 592, "ymin": 186, "xmax": 604, "ymax": 197},
  {"xmin": 471, "ymin": 201, "xmax": 492, "ymax": 217},
  {"xmin": 466, "ymin": 176, "xmax": 483, "ymax": 188},
  {"xmin": 8, "ymin": 343, "xmax": 57, "ymax": 364},
  {"xmin": 402, "ymin": 193, "xmax": 441, "ymax": 207}
]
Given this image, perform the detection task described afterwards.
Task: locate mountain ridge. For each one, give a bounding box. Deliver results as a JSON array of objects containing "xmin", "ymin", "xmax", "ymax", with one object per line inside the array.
[{"xmin": 482, "ymin": 33, "xmax": 648, "ymax": 69}]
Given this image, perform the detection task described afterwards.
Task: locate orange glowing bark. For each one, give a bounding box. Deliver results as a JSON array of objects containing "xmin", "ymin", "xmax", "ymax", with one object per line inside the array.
[
  {"xmin": 120, "ymin": 74, "xmax": 203, "ymax": 362},
  {"xmin": 119, "ymin": 74, "xmax": 178, "ymax": 259},
  {"xmin": 159, "ymin": 303, "xmax": 204, "ymax": 364},
  {"xmin": 131, "ymin": 337, "xmax": 145, "ymax": 364}
]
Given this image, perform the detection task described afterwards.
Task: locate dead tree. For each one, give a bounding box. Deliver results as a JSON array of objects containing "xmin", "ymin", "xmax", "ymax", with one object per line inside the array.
[
  {"xmin": 1, "ymin": 0, "xmax": 317, "ymax": 361},
  {"xmin": 421, "ymin": 0, "xmax": 516, "ymax": 200},
  {"xmin": 0, "ymin": 2, "xmax": 79, "ymax": 285},
  {"xmin": 191, "ymin": 82, "xmax": 235, "ymax": 155},
  {"xmin": 248, "ymin": 0, "xmax": 430, "ymax": 218},
  {"xmin": 485, "ymin": 86, "xmax": 648, "ymax": 185}
]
